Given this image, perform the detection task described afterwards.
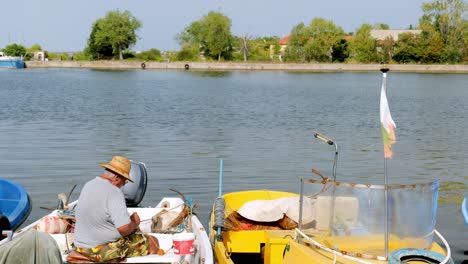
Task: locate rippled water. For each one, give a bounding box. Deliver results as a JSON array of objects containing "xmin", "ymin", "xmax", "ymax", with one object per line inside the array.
[{"xmin": 1, "ymin": 68, "xmax": 467, "ymax": 262}]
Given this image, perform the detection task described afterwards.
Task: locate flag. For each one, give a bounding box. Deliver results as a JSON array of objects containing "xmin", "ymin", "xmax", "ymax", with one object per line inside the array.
[{"xmin": 380, "ymin": 73, "xmax": 396, "ymax": 158}]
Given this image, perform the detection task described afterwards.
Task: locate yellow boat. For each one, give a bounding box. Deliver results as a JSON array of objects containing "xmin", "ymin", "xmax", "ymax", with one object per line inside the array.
[
  {"xmin": 209, "ymin": 70, "xmax": 453, "ymax": 263},
  {"xmin": 209, "ymin": 188, "xmax": 453, "ymax": 264}
]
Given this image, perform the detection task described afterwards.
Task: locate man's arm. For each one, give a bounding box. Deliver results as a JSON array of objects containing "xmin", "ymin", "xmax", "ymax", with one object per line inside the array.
[{"xmin": 117, "ymin": 212, "xmax": 140, "ymax": 236}]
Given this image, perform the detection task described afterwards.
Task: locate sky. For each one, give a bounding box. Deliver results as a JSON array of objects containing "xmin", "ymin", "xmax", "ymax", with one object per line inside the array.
[{"xmin": 2, "ymin": 0, "xmax": 426, "ymax": 52}]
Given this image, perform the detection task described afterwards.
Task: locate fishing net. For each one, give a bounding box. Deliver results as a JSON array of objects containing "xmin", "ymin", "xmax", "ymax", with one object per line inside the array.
[
  {"xmin": 300, "ymin": 177, "xmax": 439, "ymax": 259},
  {"xmin": 151, "ymin": 189, "xmax": 193, "ymax": 234},
  {"xmin": 151, "ymin": 204, "xmax": 190, "ymax": 234}
]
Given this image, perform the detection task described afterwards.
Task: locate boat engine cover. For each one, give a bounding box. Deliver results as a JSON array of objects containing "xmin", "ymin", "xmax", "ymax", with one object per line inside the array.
[{"xmin": 122, "ymin": 161, "xmax": 148, "ymax": 207}]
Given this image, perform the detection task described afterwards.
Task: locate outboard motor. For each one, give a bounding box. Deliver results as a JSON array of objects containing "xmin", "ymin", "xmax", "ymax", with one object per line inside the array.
[
  {"xmin": 0, "ymin": 213, "xmax": 11, "ymax": 242},
  {"xmin": 122, "ymin": 161, "xmax": 148, "ymax": 207}
]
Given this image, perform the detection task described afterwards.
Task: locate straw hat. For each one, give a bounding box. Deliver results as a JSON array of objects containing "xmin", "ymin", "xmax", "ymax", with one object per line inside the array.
[{"xmin": 99, "ymin": 156, "xmax": 133, "ymax": 182}]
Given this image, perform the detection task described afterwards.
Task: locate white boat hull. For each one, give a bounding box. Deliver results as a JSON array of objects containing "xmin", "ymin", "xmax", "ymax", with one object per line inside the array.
[{"xmin": 0, "ymin": 197, "xmax": 213, "ymax": 264}]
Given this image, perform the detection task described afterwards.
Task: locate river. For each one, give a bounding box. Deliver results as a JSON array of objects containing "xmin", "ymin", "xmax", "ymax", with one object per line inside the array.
[{"xmin": 1, "ymin": 68, "xmax": 467, "ymax": 262}]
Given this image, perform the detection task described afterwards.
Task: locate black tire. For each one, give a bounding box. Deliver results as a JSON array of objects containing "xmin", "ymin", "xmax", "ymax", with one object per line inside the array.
[
  {"xmin": 141, "ymin": 62, "xmax": 146, "ymax": 69},
  {"xmin": 184, "ymin": 64, "xmax": 189, "ymax": 70},
  {"xmin": 0, "ymin": 214, "xmax": 11, "ymax": 241}
]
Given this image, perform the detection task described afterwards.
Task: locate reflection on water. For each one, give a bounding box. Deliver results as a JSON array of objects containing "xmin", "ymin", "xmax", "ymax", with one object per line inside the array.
[
  {"xmin": 187, "ymin": 70, "xmax": 233, "ymax": 78},
  {"xmin": 0, "ymin": 69, "xmax": 467, "ymax": 261}
]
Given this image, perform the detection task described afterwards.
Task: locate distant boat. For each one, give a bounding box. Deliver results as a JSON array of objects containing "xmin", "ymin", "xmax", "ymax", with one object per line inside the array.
[
  {"xmin": 0, "ymin": 52, "xmax": 25, "ymax": 68},
  {"xmin": 0, "ymin": 178, "xmax": 32, "ymax": 236}
]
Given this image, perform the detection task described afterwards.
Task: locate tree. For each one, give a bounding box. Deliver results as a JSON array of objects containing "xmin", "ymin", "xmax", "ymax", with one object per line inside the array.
[
  {"xmin": 374, "ymin": 23, "xmax": 390, "ymax": 29},
  {"xmin": 379, "ymin": 36, "xmax": 396, "ymax": 63},
  {"xmin": 239, "ymin": 34, "xmax": 251, "ymax": 62},
  {"xmin": 176, "ymin": 45, "xmax": 200, "ymax": 61},
  {"xmin": 178, "ymin": 11, "xmax": 234, "ymax": 61},
  {"xmin": 348, "ymin": 24, "xmax": 378, "ymax": 63},
  {"xmin": 86, "ymin": 10, "xmax": 141, "ymax": 60},
  {"xmin": 2, "ymin": 43, "xmax": 27, "ymax": 57},
  {"xmin": 283, "ymin": 22, "xmax": 308, "ymax": 62},
  {"xmin": 28, "ymin": 44, "xmax": 42, "ymax": 52},
  {"xmin": 304, "ymin": 18, "xmax": 345, "ymax": 62},
  {"xmin": 393, "ymin": 33, "xmax": 421, "ymax": 63},
  {"xmin": 417, "ymin": 23, "xmax": 445, "ymax": 63},
  {"xmin": 85, "ymin": 22, "xmax": 114, "ymax": 59},
  {"xmin": 282, "ymin": 18, "xmax": 345, "ymax": 62},
  {"xmin": 235, "ymin": 36, "xmax": 278, "ymax": 62},
  {"xmin": 421, "ymin": 0, "xmax": 467, "ymax": 62},
  {"xmin": 137, "ymin": 48, "xmax": 163, "ymax": 61},
  {"xmin": 331, "ymin": 39, "xmax": 349, "ymax": 62}
]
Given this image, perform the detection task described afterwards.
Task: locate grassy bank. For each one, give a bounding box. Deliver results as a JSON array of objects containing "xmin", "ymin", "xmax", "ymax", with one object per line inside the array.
[{"xmin": 25, "ymin": 61, "xmax": 468, "ymax": 74}]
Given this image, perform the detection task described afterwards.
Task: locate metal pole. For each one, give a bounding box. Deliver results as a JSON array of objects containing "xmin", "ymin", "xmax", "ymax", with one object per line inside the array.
[
  {"xmin": 313, "ymin": 131, "xmax": 338, "ymax": 235},
  {"xmin": 380, "ymin": 68, "xmax": 389, "ymax": 260},
  {"xmin": 217, "ymin": 159, "xmax": 223, "ymax": 241},
  {"xmin": 313, "ymin": 131, "xmax": 338, "ymax": 182},
  {"xmin": 299, "ymin": 177, "xmax": 304, "ymax": 230}
]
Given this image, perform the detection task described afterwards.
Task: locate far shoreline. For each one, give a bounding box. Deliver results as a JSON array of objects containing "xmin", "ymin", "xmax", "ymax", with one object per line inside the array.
[{"xmin": 25, "ymin": 61, "xmax": 468, "ymax": 74}]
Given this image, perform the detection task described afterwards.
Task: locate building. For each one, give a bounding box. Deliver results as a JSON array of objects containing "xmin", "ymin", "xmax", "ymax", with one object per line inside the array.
[
  {"xmin": 33, "ymin": 51, "xmax": 46, "ymax": 61},
  {"xmin": 370, "ymin": 30, "xmax": 421, "ymax": 42}
]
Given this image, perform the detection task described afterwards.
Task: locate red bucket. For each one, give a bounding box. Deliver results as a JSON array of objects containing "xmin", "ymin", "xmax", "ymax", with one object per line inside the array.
[{"xmin": 172, "ymin": 232, "xmax": 195, "ymax": 255}]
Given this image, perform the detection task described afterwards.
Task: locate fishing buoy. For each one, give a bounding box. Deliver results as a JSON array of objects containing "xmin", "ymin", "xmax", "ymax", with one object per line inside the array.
[
  {"xmin": 184, "ymin": 64, "xmax": 189, "ymax": 70},
  {"xmin": 141, "ymin": 62, "xmax": 146, "ymax": 69},
  {"xmin": 0, "ymin": 214, "xmax": 11, "ymax": 241},
  {"xmin": 389, "ymin": 248, "xmax": 454, "ymax": 264}
]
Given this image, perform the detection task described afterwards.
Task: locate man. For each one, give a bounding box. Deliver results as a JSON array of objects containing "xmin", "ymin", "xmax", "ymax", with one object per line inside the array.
[{"xmin": 72, "ymin": 156, "xmax": 161, "ymax": 262}]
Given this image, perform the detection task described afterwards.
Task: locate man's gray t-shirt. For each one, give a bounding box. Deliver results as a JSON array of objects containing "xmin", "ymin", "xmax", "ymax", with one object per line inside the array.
[{"xmin": 74, "ymin": 177, "xmax": 130, "ymax": 248}]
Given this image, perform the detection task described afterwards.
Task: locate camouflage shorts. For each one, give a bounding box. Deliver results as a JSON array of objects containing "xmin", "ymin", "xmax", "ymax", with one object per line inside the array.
[{"xmin": 75, "ymin": 234, "xmax": 151, "ymax": 262}]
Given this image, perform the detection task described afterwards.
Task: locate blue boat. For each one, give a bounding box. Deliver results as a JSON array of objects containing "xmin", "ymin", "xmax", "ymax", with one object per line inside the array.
[
  {"xmin": 0, "ymin": 52, "xmax": 25, "ymax": 68},
  {"xmin": 0, "ymin": 178, "xmax": 32, "ymax": 236}
]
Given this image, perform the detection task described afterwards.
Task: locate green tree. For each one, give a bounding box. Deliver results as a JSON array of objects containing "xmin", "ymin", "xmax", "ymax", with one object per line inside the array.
[
  {"xmin": 178, "ymin": 11, "xmax": 234, "ymax": 61},
  {"xmin": 421, "ymin": 0, "xmax": 467, "ymax": 62},
  {"xmin": 304, "ymin": 18, "xmax": 345, "ymax": 62},
  {"xmin": 348, "ymin": 24, "xmax": 378, "ymax": 63},
  {"xmin": 374, "ymin": 23, "xmax": 390, "ymax": 29},
  {"xmin": 379, "ymin": 36, "xmax": 396, "ymax": 63},
  {"xmin": 72, "ymin": 51, "xmax": 93, "ymax": 61},
  {"xmin": 85, "ymin": 22, "xmax": 114, "ymax": 59},
  {"xmin": 176, "ymin": 45, "xmax": 200, "ymax": 61},
  {"xmin": 2, "ymin": 43, "xmax": 27, "ymax": 57},
  {"xmin": 239, "ymin": 36, "xmax": 279, "ymax": 62},
  {"xmin": 137, "ymin": 48, "xmax": 163, "ymax": 61},
  {"xmin": 331, "ymin": 39, "xmax": 349, "ymax": 62},
  {"xmin": 86, "ymin": 10, "xmax": 141, "ymax": 60},
  {"xmin": 392, "ymin": 33, "xmax": 421, "ymax": 63},
  {"xmin": 283, "ymin": 18, "xmax": 345, "ymax": 62},
  {"xmin": 417, "ymin": 23, "xmax": 445, "ymax": 63},
  {"xmin": 283, "ymin": 22, "xmax": 308, "ymax": 62},
  {"xmin": 28, "ymin": 44, "xmax": 42, "ymax": 52}
]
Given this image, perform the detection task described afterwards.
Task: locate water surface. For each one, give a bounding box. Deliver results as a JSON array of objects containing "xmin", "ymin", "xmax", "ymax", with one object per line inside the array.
[{"xmin": 1, "ymin": 68, "xmax": 467, "ymax": 262}]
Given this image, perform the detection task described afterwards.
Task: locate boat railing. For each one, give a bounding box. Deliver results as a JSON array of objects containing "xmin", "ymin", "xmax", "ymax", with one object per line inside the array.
[{"xmin": 297, "ymin": 177, "xmax": 442, "ymax": 259}]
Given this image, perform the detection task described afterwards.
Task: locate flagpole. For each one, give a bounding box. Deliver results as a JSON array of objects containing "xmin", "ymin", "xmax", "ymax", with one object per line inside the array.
[{"xmin": 380, "ymin": 67, "xmax": 390, "ymax": 260}]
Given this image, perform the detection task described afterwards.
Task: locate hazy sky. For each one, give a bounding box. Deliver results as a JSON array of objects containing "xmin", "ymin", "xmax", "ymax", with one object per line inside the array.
[{"xmin": 3, "ymin": 0, "xmax": 426, "ymax": 52}]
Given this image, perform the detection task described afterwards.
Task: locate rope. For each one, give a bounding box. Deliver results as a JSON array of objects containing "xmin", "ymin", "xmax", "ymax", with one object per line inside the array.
[
  {"xmin": 213, "ymin": 197, "xmax": 225, "ymax": 230},
  {"xmin": 294, "ymin": 228, "xmax": 375, "ymax": 264},
  {"xmin": 435, "ymin": 229, "xmax": 452, "ymax": 264}
]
